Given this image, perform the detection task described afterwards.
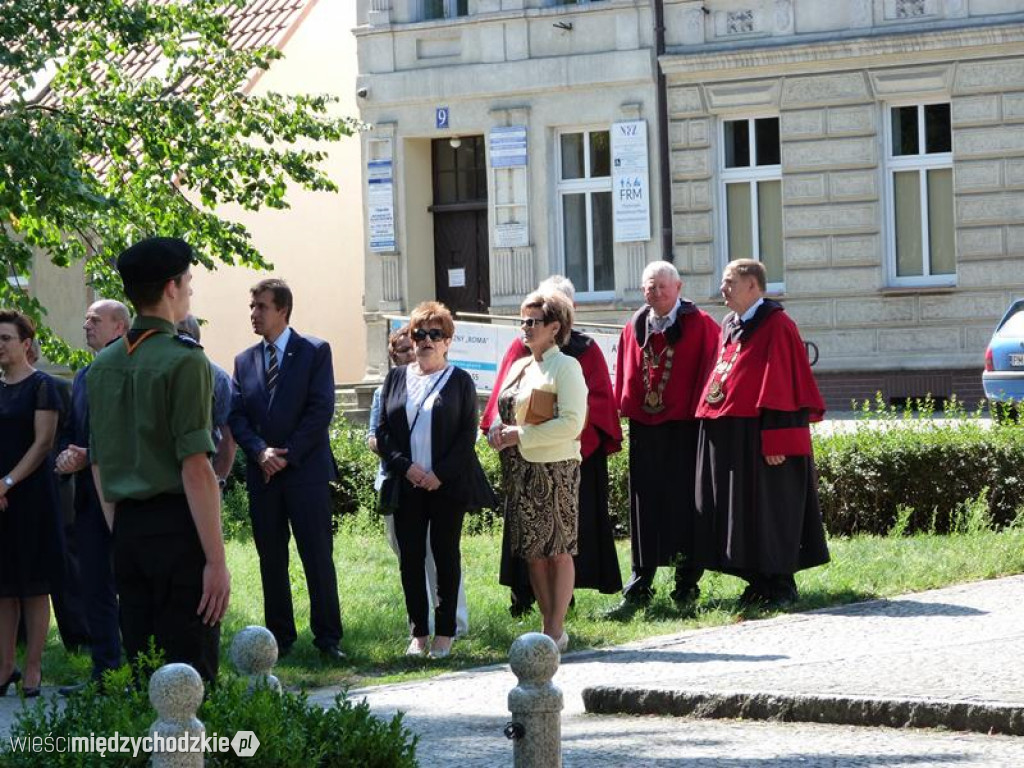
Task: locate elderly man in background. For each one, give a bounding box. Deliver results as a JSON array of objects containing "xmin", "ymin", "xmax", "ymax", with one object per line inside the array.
[
  {"xmin": 54, "ymin": 299, "xmax": 131, "ymax": 694},
  {"xmin": 695, "ymin": 259, "xmax": 829, "ymax": 607},
  {"xmin": 177, "ymin": 315, "xmax": 237, "ymax": 489},
  {"xmin": 607, "ymin": 261, "xmax": 719, "ymax": 619}
]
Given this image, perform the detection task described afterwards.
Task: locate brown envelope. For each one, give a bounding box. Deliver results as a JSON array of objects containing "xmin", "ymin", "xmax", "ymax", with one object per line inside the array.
[{"xmin": 523, "ymin": 389, "xmax": 557, "ymax": 425}]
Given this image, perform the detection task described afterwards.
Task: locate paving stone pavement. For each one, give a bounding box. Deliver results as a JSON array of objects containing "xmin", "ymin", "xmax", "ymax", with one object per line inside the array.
[
  {"xmin": 3, "ymin": 577, "xmax": 1024, "ymax": 765},
  {"xmin": 315, "ymin": 576, "xmax": 1024, "ymax": 766}
]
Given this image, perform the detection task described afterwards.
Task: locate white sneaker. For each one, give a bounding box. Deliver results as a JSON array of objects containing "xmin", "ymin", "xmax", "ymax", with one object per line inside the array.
[{"xmin": 556, "ymin": 631, "xmax": 569, "ymax": 653}]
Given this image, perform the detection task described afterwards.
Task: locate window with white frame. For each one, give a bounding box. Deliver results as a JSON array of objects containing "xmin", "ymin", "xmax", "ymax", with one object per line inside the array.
[
  {"xmin": 423, "ymin": 0, "xmax": 467, "ymax": 20},
  {"xmin": 886, "ymin": 103, "xmax": 954, "ymax": 285},
  {"xmin": 557, "ymin": 129, "xmax": 614, "ymax": 296},
  {"xmin": 720, "ymin": 116, "xmax": 784, "ymax": 289}
]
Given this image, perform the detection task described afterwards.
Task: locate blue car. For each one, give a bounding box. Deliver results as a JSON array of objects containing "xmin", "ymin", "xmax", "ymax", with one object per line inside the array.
[{"xmin": 983, "ymin": 299, "xmax": 1024, "ymax": 415}]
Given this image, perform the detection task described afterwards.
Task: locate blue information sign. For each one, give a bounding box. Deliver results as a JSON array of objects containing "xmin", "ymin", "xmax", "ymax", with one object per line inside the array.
[{"xmin": 436, "ymin": 106, "xmax": 449, "ymax": 130}]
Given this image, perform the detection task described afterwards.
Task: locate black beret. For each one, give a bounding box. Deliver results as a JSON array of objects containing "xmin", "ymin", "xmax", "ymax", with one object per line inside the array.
[{"xmin": 116, "ymin": 237, "xmax": 194, "ymax": 288}]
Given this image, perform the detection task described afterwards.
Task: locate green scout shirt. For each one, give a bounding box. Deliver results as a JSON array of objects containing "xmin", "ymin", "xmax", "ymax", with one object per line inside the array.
[{"xmin": 87, "ymin": 315, "xmax": 215, "ymax": 502}]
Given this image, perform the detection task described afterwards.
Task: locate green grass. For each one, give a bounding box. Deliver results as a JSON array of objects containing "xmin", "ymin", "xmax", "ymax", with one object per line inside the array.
[{"xmin": 35, "ymin": 523, "xmax": 1024, "ymax": 691}]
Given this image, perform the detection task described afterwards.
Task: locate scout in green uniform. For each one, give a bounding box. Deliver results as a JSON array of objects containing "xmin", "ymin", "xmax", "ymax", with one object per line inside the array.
[{"xmin": 87, "ymin": 237, "xmax": 230, "ymax": 682}]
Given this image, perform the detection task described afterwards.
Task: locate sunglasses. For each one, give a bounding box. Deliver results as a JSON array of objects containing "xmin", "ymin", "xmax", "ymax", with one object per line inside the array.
[
  {"xmin": 519, "ymin": 317, "xmax": 549, "ymax": 328},
  {"xmin": 411, "ymin": 328, "xmax": 447, "ymax": 342}
]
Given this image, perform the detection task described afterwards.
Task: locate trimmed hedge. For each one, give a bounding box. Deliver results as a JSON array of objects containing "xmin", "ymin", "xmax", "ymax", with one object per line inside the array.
[
  {"xmin": 815, "ymin": 409, "xmax": 1024, "ymax": 536},
  {"xmin": 221, "ymin": 402, "xmax": 1024, "ymax": 542}
]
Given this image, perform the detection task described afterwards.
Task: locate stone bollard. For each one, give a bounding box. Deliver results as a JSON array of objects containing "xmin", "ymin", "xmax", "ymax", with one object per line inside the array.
[
  {"xmin": 149, "ymin": 663, "xmax": 205, "ymax": 768},
  {"xmin": 231, "ymin": 625, "xmax": 282, "ymax": 693},
  {"xmin": 506, "ymin": 632, "xmax": 563, "ymax": 768}
]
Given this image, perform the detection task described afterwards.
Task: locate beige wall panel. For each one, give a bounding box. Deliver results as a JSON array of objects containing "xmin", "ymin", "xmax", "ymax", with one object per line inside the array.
[
  {"xmin": 810, "ymin": 329, "xmax": 880, "ymax": 358},
  {"xmin": 786, "ymin": 237, "xmax": 830, "ymax": 267},
  {"xmin": 784, "ymin": 173, "xmax": 828, "ymax": 204},
  {"xmin": 781, "ymin": 108, "xmax": 826, "ymax": 139},
  {"xmin": 1007, "ymin": 158, "xmax": 1024, "ymax": 187},
  {"xmin": 835, "ymin": 297, "xmax": 916, "ymax": 327},
  {"xmin": 879, "ymin": 327, "xmax": 962, "ymax": 353},
  {"xmin": 954, "ymin": 160, "xmax": 1003, "ymax": 192},
  {"xmin": 668, "ymin": 86, "xmax": 705, "ymax": 117},
  {"xmin": 957, "ymin": 227, "xmax": 1005, "ymax": 258},
  {"xmin": 787, "ymin": 266, "xmax": 880, "ymax": 294},
  {"xmin": 671, "ymin": 148, "xmax": 713, "ymax": 179},
  {"xmin": 782, "ymin": 72, "xmax": 871, "ymax": 108},
  {"xmin": 673, "ymin": 212, "xmax": 713, "ymax": 240},
  {"xmin": 868, "ymin": 64, "xmax": 953, "ymax": 97},
  {"xmin": 785, "ymin": 203, "xmax": 879, "ymax": 236},
  {"xmin": 705, "ymin": 80, "xmax": 781, "ymax": 112},
  {"xmin": 957, "ymin": 193, "xmax": 1024, "ymax": 226},
  {"xmin": 827, "ymin": 105, "xmax": 876, "ymax": 136},
  {"xmin": 919, "ymin": 291, "xmax": 1010, "ymax": 321},
  {"xmin": 1003, "ymin": 92, "xmax": 1024, "ymax": 122},
  {"xmin": 951, "ymin": 95, "xmax": 1002, "ymax": 126},
  {"xmin": 1007, "ymin": 224, "xmax": 1024, "ymax": 253},
  {"xmin": 829, "ymin": 170, "xmax": 879, "ymax": 201},
  {"xmin": 960, "ymin": 259, "xmax": 1024, "ymax": 286},
  {"xmin": 954, "ymin": 126, "xmax": 1024, "ymax": 158},
  {"xmin": 833, "ymin": 234, "xmax": 882, "ymax": 265},
  {"xmin": 783, "ymin": 137, "xmax": 877, "ymax": 172},
  {"xmin": 783, "ymin": 299, "xmax": 833, "ymax": 329},
  {"xmin": 955, "ymin": 59, "xmax": 1024, "ymax": 95}
]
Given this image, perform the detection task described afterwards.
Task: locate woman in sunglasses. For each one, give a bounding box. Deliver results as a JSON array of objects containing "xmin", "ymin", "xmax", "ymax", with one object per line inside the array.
[
  {"xmin": 376, "ymin": 302, "xmax": 495, "ymax": 658},
  {"xmin": 488, "ymin": 290, "xmax": 588, "ymax": 652}
]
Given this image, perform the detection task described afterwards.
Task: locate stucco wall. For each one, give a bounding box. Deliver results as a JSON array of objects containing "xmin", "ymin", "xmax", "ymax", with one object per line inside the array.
[{"xmin": 190, "ymin": 0, "xmax": 366, "ymax": 382}]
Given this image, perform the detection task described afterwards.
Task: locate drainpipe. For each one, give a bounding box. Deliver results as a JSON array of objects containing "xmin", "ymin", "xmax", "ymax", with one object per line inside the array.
[{"xmin": 653, "ymin": 0, "xmax": 673, "ymax": 263}]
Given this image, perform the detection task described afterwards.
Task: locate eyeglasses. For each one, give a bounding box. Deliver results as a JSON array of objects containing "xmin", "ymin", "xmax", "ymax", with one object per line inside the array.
[
  {"xmin": 411, "ymin": 328, "xmax": 446, "ymax": 342},
  {"xmin": 0, "ymin": 334, "xmax": 18, "ymax": 343},
  {"xmin": 519, "ymin": 317, "xmax": 549, "ymax": 328}
]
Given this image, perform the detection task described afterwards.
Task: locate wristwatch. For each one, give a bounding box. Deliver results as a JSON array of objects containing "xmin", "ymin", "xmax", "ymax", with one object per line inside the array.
[{"xmin": 2, "ymin": 476, "xmax": 13, "ymax": 489}]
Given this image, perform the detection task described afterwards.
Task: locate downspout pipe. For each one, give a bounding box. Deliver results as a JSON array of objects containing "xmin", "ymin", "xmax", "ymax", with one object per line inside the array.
[{"xmin": 653, "ymin": 0, "xmax": 673, "ymax": 263}]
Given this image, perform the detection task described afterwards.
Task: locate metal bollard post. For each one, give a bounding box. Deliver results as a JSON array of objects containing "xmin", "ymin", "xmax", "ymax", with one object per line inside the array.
[
  {"xmin": 149, "ymin": 663, "xmax": 205, "ymax": 768},
  {"xmin": 231, "ymin": 625, "xmax": 282, "ymax": 693},
  {"xmin": 506, "ymin": 632, "xmax": 563, "ymax": 768}
]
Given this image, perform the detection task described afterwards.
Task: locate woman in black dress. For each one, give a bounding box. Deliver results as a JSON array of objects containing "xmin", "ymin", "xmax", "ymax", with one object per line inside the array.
[{"xmin": 0, "ymin": 310, "xmax": 63, "ymax": 698}]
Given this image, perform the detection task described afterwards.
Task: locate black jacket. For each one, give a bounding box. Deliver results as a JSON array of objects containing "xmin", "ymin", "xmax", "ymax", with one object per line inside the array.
[{"xmin": 376, "ymin": 365, "xmax": 496, "ymax": 509}]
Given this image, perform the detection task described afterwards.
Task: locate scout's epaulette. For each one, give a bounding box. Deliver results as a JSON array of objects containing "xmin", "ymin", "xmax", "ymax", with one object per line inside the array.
[
  {"xmin": 122, "ymin": 328, "xmax": 161, "ymax": 356},
  {"xmin": 174, "ymin": 334, "xmax": 204, "ymax": 350}
]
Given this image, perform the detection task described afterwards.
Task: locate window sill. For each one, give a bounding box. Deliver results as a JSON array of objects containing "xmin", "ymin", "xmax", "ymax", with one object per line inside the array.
[{"xmin": 880, "ymin": 284, "xmax": 957, "ymax": 297}]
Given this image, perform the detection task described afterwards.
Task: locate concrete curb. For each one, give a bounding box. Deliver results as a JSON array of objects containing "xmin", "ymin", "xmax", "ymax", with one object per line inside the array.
[{"xmin": 581, "ymin": 686, "xmax": 1024, "ymax": 736}]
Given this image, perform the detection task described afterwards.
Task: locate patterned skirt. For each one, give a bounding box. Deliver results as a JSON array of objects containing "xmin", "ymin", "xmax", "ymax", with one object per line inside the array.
[{"xmin": 501, "ymin": 448, "xmax": 580, "ymax": 560}]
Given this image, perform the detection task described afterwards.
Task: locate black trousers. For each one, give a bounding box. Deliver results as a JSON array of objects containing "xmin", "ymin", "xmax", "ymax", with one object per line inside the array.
[
  {"xmin": 51, "ymin": 476, "xmax": 92, "ymax": 649},
  {"xmin": 74, "ymin": 489, "xmax": 121, "ymax": 676},
  {"xmin": 113, "ymin": 494, "xmax": 219, "ymax": 682},
  {"xmin": 249, "ymin": 481, "xmax": 342, "ymax": 650},
  {"xmin": 393, "ymin": 488, "xmax": 465, "ymax": 638}
]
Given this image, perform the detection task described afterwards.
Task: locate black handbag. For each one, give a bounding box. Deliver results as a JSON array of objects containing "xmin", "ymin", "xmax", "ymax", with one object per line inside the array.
[{"xmin": 377, "ymin": 474, "xmax": 402, "ymax": 516}]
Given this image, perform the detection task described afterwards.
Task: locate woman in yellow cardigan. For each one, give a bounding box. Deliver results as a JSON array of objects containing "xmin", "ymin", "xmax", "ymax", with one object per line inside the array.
[{"xmin": 488, "ymin": 290, "xmax": 588, "ymax": 651}]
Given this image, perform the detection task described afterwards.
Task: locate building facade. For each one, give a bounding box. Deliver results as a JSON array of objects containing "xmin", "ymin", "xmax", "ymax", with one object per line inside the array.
[{"xmin": 355, "ymin": 0, "xmax": 1024, "ymax": 407}]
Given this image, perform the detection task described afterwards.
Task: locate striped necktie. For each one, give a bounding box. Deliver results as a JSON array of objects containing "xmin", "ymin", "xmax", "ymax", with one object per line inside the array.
[{"xmin": 266, "ymin": 343, "xmax": 279, "ymax": 393}]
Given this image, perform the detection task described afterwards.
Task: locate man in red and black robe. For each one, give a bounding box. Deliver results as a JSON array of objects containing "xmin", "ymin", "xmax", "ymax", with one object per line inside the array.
[
  {"xmin": 695, "ymin": 259, "xmax": 829, "ymax": 606},
  {"xmin": 608, "ymin": 261, "xmax": 719, "ymax": 617},
  {"xmin": 483, "ymin": 313, "xmax": 624, "ymax": 616}
]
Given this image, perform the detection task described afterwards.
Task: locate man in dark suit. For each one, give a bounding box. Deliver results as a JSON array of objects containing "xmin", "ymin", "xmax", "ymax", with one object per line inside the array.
[
  {"xmin": 228, "ymin": 278, "xmax": 344, "ymax": 660},
  {"xmin": 54, "ymin": 299, "xmax": 131, "ymax": 694}
]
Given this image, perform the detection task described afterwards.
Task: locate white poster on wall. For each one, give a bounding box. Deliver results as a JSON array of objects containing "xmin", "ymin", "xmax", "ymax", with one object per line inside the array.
[
  {"xmin": 493, "ymin": 222, "xmax": 529, "ymax": 249},
  {"xmin": 388, "ymin": 318, "xmax": 617, "ymax": 393},
  {"xmin": 367, "ymin": 158, "xmax": 396, "ymax": 252},
  {"xmin": 611, "ymin": 120, "xmax": 651, "ymax": 243}
]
